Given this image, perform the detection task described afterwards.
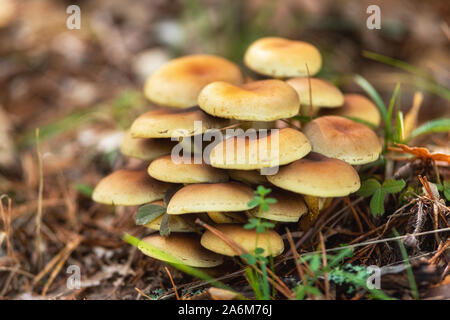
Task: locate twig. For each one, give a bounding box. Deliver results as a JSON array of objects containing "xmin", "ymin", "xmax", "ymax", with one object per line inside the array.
[{"xmin": 164, "ymin": 266, "xmax": 180, "ymax": 300}]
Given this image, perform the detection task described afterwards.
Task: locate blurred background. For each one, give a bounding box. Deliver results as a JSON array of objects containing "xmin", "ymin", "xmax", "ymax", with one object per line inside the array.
[{"xmin": 0, "ymin": 0, "xmax": 449, "ymax": 299}]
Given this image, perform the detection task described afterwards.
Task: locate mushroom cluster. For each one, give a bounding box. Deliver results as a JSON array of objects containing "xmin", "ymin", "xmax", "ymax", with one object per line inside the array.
[{"xmin": 92, "ymin": 37, "xmax": 382, "ymax": 267}]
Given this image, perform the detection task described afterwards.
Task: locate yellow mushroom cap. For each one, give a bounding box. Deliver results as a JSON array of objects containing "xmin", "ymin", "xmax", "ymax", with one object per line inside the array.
[
  {"xmin": 198, "ymin": 80, "xmax": 300, "ymax": 121},
  {"xmin": 92, "ymin": 170, "xmax": 170, "ymax": 206},
  {"xmin": 148, "ymin": 155, "xmax": 229, "ymax": 184},
  {"xmin": 144, "ymin": 54, "xmax": 244, "ymax": 108},
  {"xmin": 286, "ymin": 77, "xmax": 344, "ymax": 108},
  {"xmin": 200, "ymin": 225, "xmax": 284, "ymax": 257},
  {"xmin": 228, "ymin": 170, "xmax": 268, "ymax": 185},
  {"xmin": 167, "ymin": 182, "xmax": 254, "ymax": 215},
  {"xmin": 303, "ymin": 116, "xmax": 382, "ymax": 164},
  {"xmin": 244, "ymin": 37, "xmax": 322, "ymax": 78},
  {"xmin": 209, "ymin": 128, "xmax": 311, "ymax": 170},
  {"xmin": 322, "ymin": 94, "xmax": 381, "ymax": 127},
  {"xmin": 120, "ymin": 130, "xmax": 175, "ymax": 161},
  {"xmin": 130, "ymin": 107, "xmax": 227, "ymax": 139},
  {"xmin": 140, "ymin": 234, "xmax": 223, "ymax": 267},
  {"xmin": 267, "ymin": 152, "xmax": 361, "ymax": 197},
  {"xmin": 249, "ymin": 190, "xmax": 307, "ymax": 222}
]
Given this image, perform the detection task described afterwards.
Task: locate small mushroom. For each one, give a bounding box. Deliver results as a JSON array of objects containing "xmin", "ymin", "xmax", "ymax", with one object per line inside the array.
[
  {"xmin": 321, "ymin": 94, "xmax": 381, "ymax": 127},
  {"xmin": 286, "ymin": 77, "xmax": 344, "ymax": 116},
  {"xmin": 209, "ymin": 128, "xmax": 311, "ymax": 170},
  {"xmin": 303, "ymin": 116, "xmax": 382, "ymax": 165},
  {"xmin": 144, "ymin": 54, "xmax": 244, "ymax": 108},
  {"xmin": 92, "ymin": 170, "xmax": 170, "ymax": 206},
  {"xmin": 248, "ymin": 190, "xmax": 307, "ymax": 223},
  {"xmin": 120, "ymin": 130, "xmax": 176, "ymax": 161},
  {"xmin": 166, "ymin": 182, "xmax": 254, "ymax": 215},
  {"xmin": 244, "ymin": 37, "xmax": 322, "ymax": 78},
  {"xmin": 198, "ymin": 79, "xmax": 300, "ymax": 121},
  {"xmin": 139, "ymin": 234, "xmax": 223, "ymax": 267},
  {"xmin": 130, "ymin": 107, "xmax": 228, "ymax": 139},
  {"xmin": 200, "ymin": 225, "xmax": 284, "ymax": 257},
  {"xmin": 148, "ymin": 155, "xmax": 229, "ymax": 184}
]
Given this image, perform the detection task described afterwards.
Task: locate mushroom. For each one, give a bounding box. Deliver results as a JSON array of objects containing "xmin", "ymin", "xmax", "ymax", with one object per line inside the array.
[
  {"xmin": 228, "ymin": 170, "xmax": 268, "ymax": 186},
  {"xmin": 130, "ymin": 107, "xmax": 227, "ymax": 139},
  {"xmin": 209, "ymin": 128, "xmax": 311, "ymax": 170},
  {"xmin": 320, "ymin": 94, "xmax": 381, "ymax": 127},
  {"xmin": 266, "ymin": 152, "xmax": 360, "ymax": 225},
  {"xmin": 144, "ymin": 201, "xmax": 200, "ymax": 233},
  {"xmin": 200, "ymin": 225, "xmax": 284, "ymax": 257},
  {"xmin": 244, "ymin": 37, "xmax": 322, "ymax": 78},
  {"xmin": 148, "ymin": 155, "xmax": 229, "ymax": 184},
  {"xmin": 248, "ymin": 190, "xmax": 308, "ymax": 223},
  {"xmin": 139, "ymin": 234, "xmax": 223, "ymax": 267},
  {"xmin": 167, "ymin": 182, "xmax": 254, "ymax": 215},
  {"xmin": 92, "ymin": 170, "xmax": 170, "ymax": 206},
  {"xmin": 144, "ymin": 54, "xmax": 244, "ymax": 108},
  {"xmin": 303, "ymin": 116, "xmax": 382, "ymax": 165},
  {"xmin": 286, "ymin": 77, "xmax": 344, "ymax": 116},
  {"xmin": 120, "ymin": 130, "xmax": 176, "ymax": 161},
  {"xmin": 198, "ymin": 79, "xmax": 300, "ymax": 121}
]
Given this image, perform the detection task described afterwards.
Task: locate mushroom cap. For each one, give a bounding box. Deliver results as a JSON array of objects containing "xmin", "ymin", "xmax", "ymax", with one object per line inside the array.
[
  {"xmin": 286, "ymin": 77, "xmax": 344, "ymax": 108},
  {"xmin": 228, "ymin": 170, "xmax": 268, "ymax": 185},
  {"xmin": 92, "ymin": 170, "xmax": 170, "ymax": 206},
  {"xmin": 303, "ymin": 116, "xmax": 382, "ymax": 164},
  {"xmin": 209, "ymin": 128, "xmax": 311, "ymax": 170},
  {"xmin": 322, "ymin": 94, "xmax": 381, "ymax": 127},
  {"xmin": 244, "ymin": 37, "xmax": 322, "ymax": 78},
  {"xmin": 130, "ymin": 107, "xmax": 227, "ymax": 138},
  {"xmin": 120, "ymin": 130, "xmax": 175, "ymax": 161},
  {"xmin": 198, "ymin": 80, "xmax": 300, "ymax": 121},
  {"xmin": 144, "ymin": 200, "xmax": 199, "ymax": 233},
  {"xmin": 167, "ymin": 182, "xmax": 254, "ymax": 215},
  {"xmin": 140, "ymin": 234, "xmax": 223, "ymax": 267},
  {"xmin": 249, "ymin": 190, "xmax": 307, "ymax": 222},
  {"xmin": 148, "ymin": 155, "xmax": 229, "ymax": 184},
  {"xmin": 144, "ymin": 54, "xmax": 244, "ymax": 108},
  {"xmin": 200, "ymin": 225, "xmax": 284, "ymax": 257},
  {"xmin": 266, "ymin": 152, "xmax": 361, "ymax": 197},
  {"xmin": 207, "ymin": 212, "xmax": 247, "ymax": 224}
]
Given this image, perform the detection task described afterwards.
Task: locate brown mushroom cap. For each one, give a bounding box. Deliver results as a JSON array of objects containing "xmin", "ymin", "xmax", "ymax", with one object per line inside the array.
[
  {"xmin": 322, "ymin": 94, "xmax": 381, "ymax": 127},
  {"xmin": 244, "ymin": 37, "xmax": 322, "ymax": 78},
  {"xmin": 303, "ymin": 116, "xmax": 382, "ymax": 164},
  {"xmin": 144, "ymin": 200, "xmax": 199, "ymax": 233},
  {"xmin": 140, "ymin": 234, "xmax": 223, "ymax": 267},
  {"xmin": 167, "ymin": 182, "xmax": 254, "ymax": 215},
  {"xmin": 198, "ymin": 80, "xmax": 300, "ymax": 121},
  {"xmin": 120, "ymin": 130, "xmax": 175, "ymax": 161},
  {"xmin": 267, "ymin": 152, "xmax": 361, "ymax": 197},
  {"xmin": 130, "ymin": 107, "xmax": 227, "ymax": 139},
  {"xmin": 200, "ymin": 225, "xmax": 284, "ymax": 257},
  {"xmin": 248, "ymin": 190, "xmax": 307, "ymax": 222},
  {"xmin": 92, "ymin": 170, "xmax": 170, "ymax": 206},
  {"xmin": 148, "ymin": 155, "xmax": 229, "ymax": 184},
  {"xmin": 286, "ymin": 77, "xmax": 344, "ymax": 109},
  {"xmin": 209, "ymin": 128, "xmax": 311, "ymax": 170},
  {"xmin": 144, "ymin": 54, "xmax": 244, "ymax": 108}
]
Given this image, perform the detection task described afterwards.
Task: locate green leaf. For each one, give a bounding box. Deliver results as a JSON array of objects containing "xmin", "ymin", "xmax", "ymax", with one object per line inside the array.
[
  {"xmin": 264, "ymin": 197, "xmax": 277, "ymax": 204},
  {"xmin": 135, "ymin": 204, "xmax": 166, "ymax": 225},
  {"xmin": 256, "ymin": 185, "xmax": 271, "ymax": 196},
  {"xmin": 247, "ymin": 198, "xmax": 260, "ymax": 208},
  {"xmin": 74, "ymin": 183, "xmax": 94, "ymax": 197},
  {"xmin": 370, "ymin": 189, "xmax": 386, "ymax": 216},
  {"xmin": 310, "ymin": 254, "xmax": 321, "ymax": 272},
  {"xmin": 254, "ymin": 247, "xmax": 265, "ymax": 255},
  {"xmin": 260, "ymin": 202, "xmax": 269, "ymax": 212},
  {"xmin": 357, "ymin": 179, "xmax": 381, "ymax": 197},
  {"xmin": 159, "ymin": 213, "xmax": 171, "ymax": 236},
  {"xmin": 407, "ymin": 118, "xmax": 450, "ymax": 141},
  {"xmin": 261, "ymin": 221, "xmax": 275, "ymax": 229},
  {"xmin": 241, "ymin": 253, "xmax": 257, "ymax": 265},
  {"xmin": 382, "ymin": 179, "xmax": 406, "ymax": 194}
]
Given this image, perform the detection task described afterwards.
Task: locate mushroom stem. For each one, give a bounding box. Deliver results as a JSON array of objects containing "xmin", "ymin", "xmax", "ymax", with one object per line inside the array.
[{"xmin": 300, "ymin": 195, "xmax": 332, "ymax": 230}]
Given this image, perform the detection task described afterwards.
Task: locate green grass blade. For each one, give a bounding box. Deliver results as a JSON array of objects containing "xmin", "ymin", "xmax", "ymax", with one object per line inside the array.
[
  {"xmin": 406, "ymin": 118, "xmax": 450, "ymax": 141},
  {"xmin": 393, "ymin": 229, "xmax": 419, "ymax": 300},
  {"xmin": 354, "ymin": 74, "xmax": 388, "ymax": 122}
]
